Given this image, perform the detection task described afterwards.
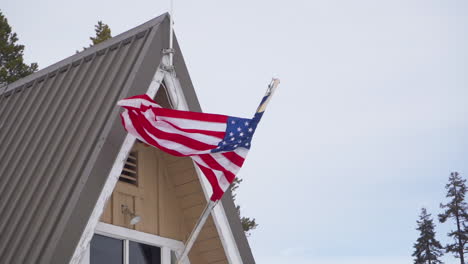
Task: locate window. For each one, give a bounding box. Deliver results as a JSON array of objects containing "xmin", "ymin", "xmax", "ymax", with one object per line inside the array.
[
  {"xmin": 90, "ymin": 235, "xmax": 123, "ymax": 264},
  {"xmin": 119, "ymin": 152, "xmax": 138, "ymax": 185},
  {"xmin": 129, "ymin": 241, "xmax": 161, "ymax": 264},
  {"xmin": 86, "ymin": 222, "xmax": 187, "ymax": 264},
  {"xmin": 90, "ymin": 235, "xmax": 161, "ymax": 264}
]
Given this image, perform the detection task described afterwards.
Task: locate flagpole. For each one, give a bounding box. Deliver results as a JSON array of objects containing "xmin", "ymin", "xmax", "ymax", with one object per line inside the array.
[
  {"xmin": 176, "ymin": 79, "xmax": 279, "ymax": 264},
  {"xmin": 177, "ymin": 200, "xmax": 218, "ymax": 264},
  {"xmin": 255, "ymin": 78, "xmax": 280, "ymax": 114}
]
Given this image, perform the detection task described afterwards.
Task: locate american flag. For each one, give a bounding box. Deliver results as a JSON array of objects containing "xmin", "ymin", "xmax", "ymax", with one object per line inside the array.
[{"xmin": 117, "ymin": 83, "xmax": 275, "ymax": 201}]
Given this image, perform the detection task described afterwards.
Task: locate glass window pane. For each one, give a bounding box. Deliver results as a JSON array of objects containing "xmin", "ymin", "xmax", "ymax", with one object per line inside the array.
[
  {"xmin": 129, "ymin": 241, "xmax": 161, "ymax": 264},
  {"xmin": 90, "ymin": 234, "xmax": 123, "ymax": 264},
  {"xmin": 171, "ymin": 250, "xmax": 177, "ymax": 264}
]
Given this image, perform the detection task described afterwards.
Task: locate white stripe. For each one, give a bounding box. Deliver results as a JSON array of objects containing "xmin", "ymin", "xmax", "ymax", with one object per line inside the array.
[
  {"xmin": 191, "ymin": 156, "xmax": 230, "ymax": 191},
  {"xmin": 118, "ymin": 97, "xmax": 161, "ymax": 109},
  {"xmin": 142, "ymin": 109, "xmax": 222, "ymax": 145},
  {"xmin": 213, "ymin": 168, "xmax": 231, "ymax": 191},
  {"xmin": 209, "ymin": 152, "xmax": 242, "ymax": 175},
  {"xmin": 142, "ymin": 126, "xmax": 212, "ymax": 156},
  {"xmin": 191, "ymin": 156, "xmax": 209, "ymax": 169},
  {"xmin": 234, "ymin": 148, "xmax": 249, "ymax": 159},
  {"xmin": 156, "ymin": 115, "xmax": 226, "ymax": 132},
  {"xmin": 122, "ymin": 111, "xmax": 148, "ymax": 144},
  {"xmin": 125, "ymin": 110, "xmax": 214, "ymax": 156},
  {"xmin": 119, "ymin": 98, "xmax": 226, "ymax": 132}
]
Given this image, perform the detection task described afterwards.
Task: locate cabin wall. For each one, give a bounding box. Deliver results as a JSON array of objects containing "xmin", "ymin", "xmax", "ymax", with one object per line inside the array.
[{"xmin": 100, "ymin": 142, "xmax": 228, "ymax": 264}]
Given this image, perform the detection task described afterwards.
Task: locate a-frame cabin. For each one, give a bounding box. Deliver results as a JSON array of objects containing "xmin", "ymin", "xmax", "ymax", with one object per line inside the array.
[{"xmin": 0, "ymin": 13, "xmax": 255, "ymax": 264}]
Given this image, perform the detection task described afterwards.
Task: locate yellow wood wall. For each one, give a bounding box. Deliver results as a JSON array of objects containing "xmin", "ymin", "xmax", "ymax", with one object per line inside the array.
[{"xmin": 100, "ymin": 142, "xmax": 228, "ymax": 264}]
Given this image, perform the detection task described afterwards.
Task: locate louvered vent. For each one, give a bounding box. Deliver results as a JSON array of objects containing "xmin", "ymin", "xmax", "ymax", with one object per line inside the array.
[{"xmin": 119, "ymin": 152, "xmax": 138, "ymax": 185}]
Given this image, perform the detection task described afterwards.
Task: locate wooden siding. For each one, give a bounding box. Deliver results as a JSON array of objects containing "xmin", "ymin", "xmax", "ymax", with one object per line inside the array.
[{"xmin": 100, "ymin": 142, "xmax": 228, "ymax": 263}]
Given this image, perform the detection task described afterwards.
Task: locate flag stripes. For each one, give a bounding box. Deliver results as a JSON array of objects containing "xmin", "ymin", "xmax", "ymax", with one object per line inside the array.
[{"xmin": 118, "ymin": 94, "xmax": 256, "ymax": 201}]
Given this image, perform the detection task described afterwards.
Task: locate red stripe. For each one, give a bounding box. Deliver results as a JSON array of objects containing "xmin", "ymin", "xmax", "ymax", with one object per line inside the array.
[
  {"xmin": 127, "ymin": 110, "xmax": 187, "ymax": 157},
  {"xmin": 130, "ymin": 105, "xmax": 225, "ymax": 139},
  {"xmin": 196, "ymin": 162, "xmax": 224, "ymax": 201},
  {"xmin": 158, "ymin": 118, "xmax": 225, "ymax": 139},
  {"xmin": 134, "ymin": 111, "xmax": 218, "ymax": 151},
  {"xmin": 126, "ymin": 110, "xmax": 160, "ymax": 148},
  {"xmin": 119, "ymin": 94, "xmax": 254, "ymax": 202},
  {"xmin": 152, "ymin": 107, "xmax": 228, "ymax": 123},
  {"xmin": 198, "ymin": 154, "xmax": 236, "ymax": 183},
  {"xmin": 222, "ymin": 151, "xmax": 245, "ymax": 168}
]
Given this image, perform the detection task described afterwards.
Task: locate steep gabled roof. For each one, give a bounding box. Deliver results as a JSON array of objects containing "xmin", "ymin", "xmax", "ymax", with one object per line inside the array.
[{"xmin": 0, "ymin": 13, "xmax": 254, "ymax": 264}]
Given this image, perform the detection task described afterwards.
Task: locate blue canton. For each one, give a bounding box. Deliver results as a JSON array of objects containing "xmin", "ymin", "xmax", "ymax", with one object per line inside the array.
[{"xmin": 211, "ymin": 113, "xmax": 263, "ymax": 153}]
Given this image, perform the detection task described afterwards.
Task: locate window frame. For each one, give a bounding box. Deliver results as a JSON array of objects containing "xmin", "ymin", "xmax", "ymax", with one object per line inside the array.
[{"xmin": 83, "ymin": 222, "xmax": 190, "ymax": 264}]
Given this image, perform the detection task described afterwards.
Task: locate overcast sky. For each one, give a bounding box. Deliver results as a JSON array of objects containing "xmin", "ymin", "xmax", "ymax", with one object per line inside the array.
[{"xmin": 3, "ymin": 1, "xmax": 468, "ymax": 263}]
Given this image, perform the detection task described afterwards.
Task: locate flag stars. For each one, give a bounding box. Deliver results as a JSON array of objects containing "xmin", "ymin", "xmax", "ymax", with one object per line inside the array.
[{"xmin": 219, "ymin": 117, "xmax": 256, "ymax": 152}]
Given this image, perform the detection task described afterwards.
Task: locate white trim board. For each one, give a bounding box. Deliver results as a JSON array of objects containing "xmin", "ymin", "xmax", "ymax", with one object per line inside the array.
[
  {"xmin": 161, "ymin": 61, "xmax": 243, "ymax": 264},
  {"xmin": 95, "ymin": 222, "xmax": 185, "ymax": 252},
  {"xmin": 94, "ymin": 222, "xmax": 188, "ymax": 264},
  {"xmin": 70, "ymin": 60, "xmax": 166, "ymax": 264}
]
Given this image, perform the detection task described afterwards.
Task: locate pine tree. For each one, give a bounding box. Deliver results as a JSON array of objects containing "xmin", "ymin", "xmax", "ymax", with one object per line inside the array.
[
  {"xmin": 439, "ymin": 172, "xmax": 468, "ymax": 263},
  {"xmin": 0, "ymin": 11, "xmax": 38, "ymax": 85},
  {"xmin": 412, "ymin": 208, "xmax": 444, "ymax": 264},
  {"xmin": 89, "ymin": 21, "xmax": 111, "ymax": 46},
  {"xmin": 237, "ymin": 204, "xmax": 258, "ymax": 236},
  {"xmin": 230, "ymin": 178, "xmax": 258, "ymax": 236}
]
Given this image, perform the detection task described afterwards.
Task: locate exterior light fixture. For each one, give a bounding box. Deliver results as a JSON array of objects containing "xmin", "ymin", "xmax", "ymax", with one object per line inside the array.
[{"xmin": 121, "ymin": 205, "xmax": 141, "ymax": 225}]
